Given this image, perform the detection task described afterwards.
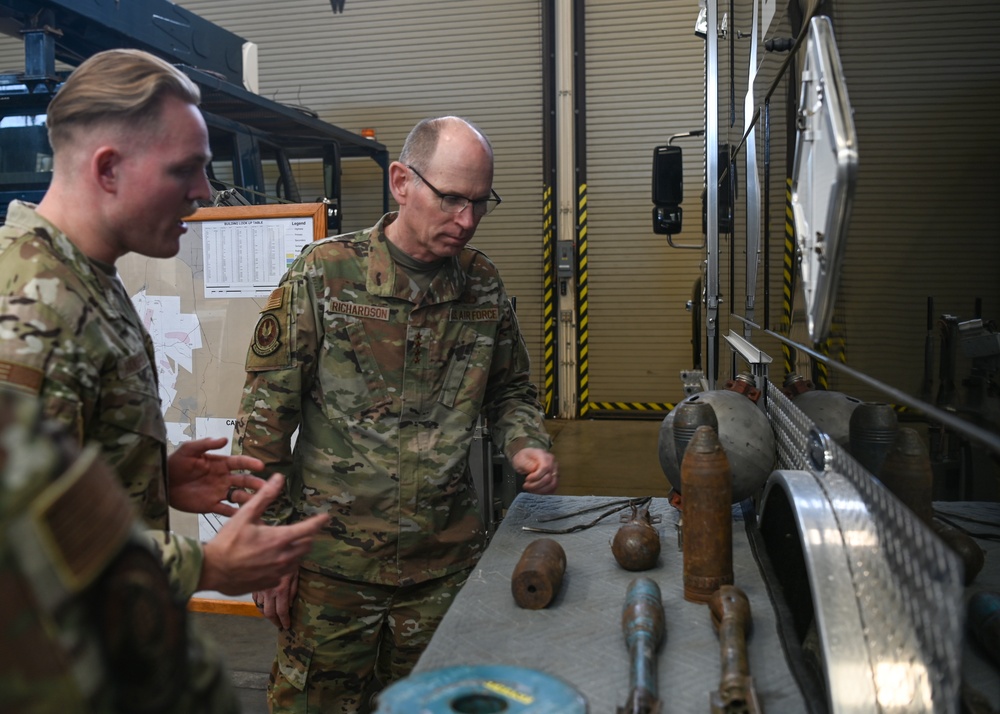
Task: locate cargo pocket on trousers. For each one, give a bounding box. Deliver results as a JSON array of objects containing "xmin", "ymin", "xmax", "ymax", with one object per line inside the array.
[{"xmin": 275, "ymin": 629, "xmax": 314, "ymax": 692}]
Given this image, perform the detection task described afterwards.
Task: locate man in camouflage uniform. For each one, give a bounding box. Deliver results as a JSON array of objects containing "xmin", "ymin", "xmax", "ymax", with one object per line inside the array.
[
  {"xmin": 0, "ymin": 49, "xmax": 326, "ymax": 603},
  {"xmin": 235, "ymin": 116, "xmax": 559, "ymax": 713},
  {"xmin": 0, "ymin": 386, "xmax": 240, "ymax": 714}
]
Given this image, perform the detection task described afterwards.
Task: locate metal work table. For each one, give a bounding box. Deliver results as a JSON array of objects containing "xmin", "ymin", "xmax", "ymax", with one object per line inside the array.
[
  {"xmin": 414, "ymin": 493, "xmax": 810, "ymax": 713},
  {"xmin": 415, "ymin": 494, "xmax": 1000, "ymax": 713},
  {"xmin": 935, "ymin": 501, "xmax": 1000, "ymax": 707}
]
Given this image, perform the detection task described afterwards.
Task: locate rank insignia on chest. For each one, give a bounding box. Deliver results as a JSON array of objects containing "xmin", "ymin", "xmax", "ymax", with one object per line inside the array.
[{"xmin": 252, "ymin": 313, "xmax": 282, "ymax": 357}]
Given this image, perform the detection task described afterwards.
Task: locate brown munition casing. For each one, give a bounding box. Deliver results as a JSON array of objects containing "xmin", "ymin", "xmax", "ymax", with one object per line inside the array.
[
  {"xmin": 612, "ymin": 502, "xmax": 661, "ymax": 571},
  {"xmin": 511, "ymin": 538, "xmax": 567, "ymax": 609},
  {"xmin": 708, "ymin": 585, "xmax": 761, "ymax": 713},
  {"xmin": 878, "ymin": 427, "xmax": 934, "ymax": 524},
  {"xmin": 931, "ymin": 517, "xmax": 985, "ymax": 586},
  {"xmin": 849, "ymin": 401, "xmax": 898, "ymax": 477},
  {"xmin": 682, "ymin": 425, "xmax": 733, "ymax": 603}
]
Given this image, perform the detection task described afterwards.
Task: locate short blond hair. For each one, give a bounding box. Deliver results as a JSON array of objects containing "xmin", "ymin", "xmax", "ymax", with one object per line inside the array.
[{"xmin": 47, "ymin": 48, "xmax": 201, "ymax": 151}]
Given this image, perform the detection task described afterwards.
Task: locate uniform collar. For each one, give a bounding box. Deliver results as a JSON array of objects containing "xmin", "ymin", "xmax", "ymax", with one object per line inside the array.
[
  {"xmin": 366, "ymin": 212, "xmax": 468, "ymax": 306},
  {"xmin": 2, "ymin": 200, "xmax": 128, "ymax": 320}
]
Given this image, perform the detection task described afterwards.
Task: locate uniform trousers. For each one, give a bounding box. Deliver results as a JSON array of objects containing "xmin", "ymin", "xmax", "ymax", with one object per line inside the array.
[{"xmin": 267, "ymin": 566, "xmax": 471, "ymax": 714}]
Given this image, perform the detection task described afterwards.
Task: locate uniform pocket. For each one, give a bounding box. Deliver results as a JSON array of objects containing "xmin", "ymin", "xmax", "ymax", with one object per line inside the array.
[
  {"xmin": 275, "ymin": 627, "xmax": 314, "ymax": 692},
  {"xmin": 97, "ymin": 352, "xmax": 166, "ymax": 444},
  {"xmin": 317, "ymin": 318, "xmax": 390, "ymax": 419},
  {"xmin": 439, "ymin": 324, "xmax": 495, "ymax": 417}
]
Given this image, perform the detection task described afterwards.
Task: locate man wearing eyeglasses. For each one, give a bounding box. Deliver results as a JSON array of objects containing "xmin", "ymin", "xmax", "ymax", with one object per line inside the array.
[{"xmin": 234, "ymin": 116, "xmax": 558, "ymax": 713}]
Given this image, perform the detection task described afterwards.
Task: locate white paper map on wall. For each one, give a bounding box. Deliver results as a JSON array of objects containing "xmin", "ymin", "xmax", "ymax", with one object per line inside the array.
[
  {"xmin": 115, "ymin": 207, "xmax": 323, "ymax": 565},
  {"xmin": 118, "ymin": 219, "xmax": 269, "ymax": 437},
  {"xmin": 117, "ymin": 220, "xmax": 279, "ymax": 546},
  {"xmin": 115, "ymin": 205, "xmax": 324, "ymax": 603},
  {"xmin": 130, "ymin": 289, "xmax": 202, "ymax": 416}
]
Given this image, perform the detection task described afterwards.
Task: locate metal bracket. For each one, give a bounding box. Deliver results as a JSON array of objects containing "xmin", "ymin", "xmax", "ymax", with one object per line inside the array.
[{"xmin": 723, "ymin": 330, "xmax": 772, "ymax": 383}]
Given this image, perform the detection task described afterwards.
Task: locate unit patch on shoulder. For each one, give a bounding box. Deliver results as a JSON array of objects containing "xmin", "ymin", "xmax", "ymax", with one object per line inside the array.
[
  {"xmin": 251, "ymin": 313, "xmax": 282, "ymax": 357},
  {"xmin": 262, "ymin": 286, "xmax": 286, "ymax": 313}
]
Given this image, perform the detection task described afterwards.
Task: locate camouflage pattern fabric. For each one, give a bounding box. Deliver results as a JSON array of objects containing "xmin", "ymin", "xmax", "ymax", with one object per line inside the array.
[
  {"xmin": 235, "ymin": 211, "xmax": 550, "ymax": 709},
  {"xmin": 0, "ymin": 387, "xmax": 239, "ymax": 714},
  {"xmin": 0, "ymin": 200, "xmax": 203, "ymax": 599},
  {"xmin": 234, "ymin": 214, "xmax": 550, "ymax": 585},
  {"xmin": 235, "ymin": 212, "xmax": 551, "ymax": 586},
  {"xmin": 267, "ymin": 567, "xmax": 470, "ymax": 714}
]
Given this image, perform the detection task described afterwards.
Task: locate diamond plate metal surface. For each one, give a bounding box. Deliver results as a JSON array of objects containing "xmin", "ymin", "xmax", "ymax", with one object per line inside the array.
[
  {"xmin": 764, "ymin": 383, "xmax": 964, "ymax": 713},
  {"xmin": 415, "ymin": 494, "xmax": 809, "ymax": 713}
]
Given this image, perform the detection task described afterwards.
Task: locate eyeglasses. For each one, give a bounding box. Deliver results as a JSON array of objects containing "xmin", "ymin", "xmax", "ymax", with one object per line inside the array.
[{"xmin": 407, "ymin": 165, "xmax": 502, "ymax": 217}]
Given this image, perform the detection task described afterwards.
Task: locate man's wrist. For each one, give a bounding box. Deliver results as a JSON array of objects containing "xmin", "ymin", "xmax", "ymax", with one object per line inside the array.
[{"xmin": 196, "ymin": 540, "xmax": 227, "ymax": 594}]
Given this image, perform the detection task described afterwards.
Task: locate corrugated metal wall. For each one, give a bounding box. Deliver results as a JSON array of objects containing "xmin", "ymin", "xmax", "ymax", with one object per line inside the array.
[
  {"xmin": 581, "ymin": 1, "xmax": 708, "ymax": 407},
  {"xmin": 822, "ymin": 0, "xmax": 1000, "ymax": 404},
  {"xmin": 0, "ymin": 42, "xmax": 19, "ymax": 73},
  {"xmin": 580, "ymin": 0, "xmax": 795, "ymax": 407},
  {"xmin": 1, "ymin": 1, "xmax": 996, "ymax": 416},
  {"xmin": 175, "ymin": 0, "xmax": 549, "ymax": 388}
]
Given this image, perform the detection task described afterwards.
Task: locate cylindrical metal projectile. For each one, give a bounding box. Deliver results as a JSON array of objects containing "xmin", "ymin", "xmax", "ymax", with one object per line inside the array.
[
  {"xmin": 849, "ymin": 402, "xmax": 899, "ymax": 477},
  {"xmin": 931, "ymin": 517, "xmax": 985, "ymax": 586},
  {"xmin": 619, "ymin": 577, "xmax": 665, "ymax": 713},
  {"xmin": 511, "ymin": 538, "xmax": 567, "ymax": 609},
  {"xmin": 673, "ymin": 400, "xmax": 719, "ymax": 478},
  {"xmin": 681, "ymin": 425, "xmax": 734, "ymax": 603},
  {"xmin": 878, "ymin": 427, "xmax": 934, "ymax": 524},
  {"xmin": 709, "ymin": 585, "xmax": 760, "ymax": 712}
]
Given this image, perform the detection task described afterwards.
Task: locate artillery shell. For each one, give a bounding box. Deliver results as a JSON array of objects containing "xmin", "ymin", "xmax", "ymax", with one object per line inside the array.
[
  {"xmin": 673, "ymin": 400, "xmax": 719, "ymax": 477},
  {"xmin": 849, "ymin": 402, "xmax": 898, "ymax": 477},
  {"xmin": 931, "ymin": 517, "xmax": 985, "ymax": 586},
  {"xmin": 511, "ymin": 538, "xmax": 567, "ymax": 609},
  {"xmin": 878, "ymin": 427, "xmax": 934, "ymax": 524},
  {"xmin": 682, "ymin": 426, "xmax": 734, "ymax": 603}
]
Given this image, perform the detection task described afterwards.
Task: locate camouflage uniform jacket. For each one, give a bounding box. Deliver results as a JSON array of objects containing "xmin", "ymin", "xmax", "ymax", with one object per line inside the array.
[
  {"xmin": 236, "ymin": 212, "xmax": 550, "ymax": 586},
  {"xmin": 0, "ymin": 387, "xmax": 237, "ymax": 714},
  {"xmin": 0, "ymin": 200, "xmax": 203, "ymax": 599}
]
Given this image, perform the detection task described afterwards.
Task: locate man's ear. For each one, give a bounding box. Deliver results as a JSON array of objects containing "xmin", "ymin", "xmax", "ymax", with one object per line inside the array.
[
  {"xmin": 388, "ymin": 161, "xmax": 410, "ymax": 206},
  {"xmin": 92, "ymin": 146, "xmax": 121, "ymax": 194}
]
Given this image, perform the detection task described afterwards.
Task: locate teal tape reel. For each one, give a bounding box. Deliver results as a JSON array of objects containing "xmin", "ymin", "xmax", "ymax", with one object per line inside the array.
[{"xmin": 374, "ymin": 664, "xmax": 587, "ymax": 713}]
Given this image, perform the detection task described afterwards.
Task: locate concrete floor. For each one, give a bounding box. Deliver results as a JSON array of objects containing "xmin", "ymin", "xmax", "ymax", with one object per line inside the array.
[
  {"xmin": 192, "ymin": 417, "xmax": 667, "ymax": 713},
  {"xmin": 546, "ymin": 417, "xmax": 670, "ymax": 498}
]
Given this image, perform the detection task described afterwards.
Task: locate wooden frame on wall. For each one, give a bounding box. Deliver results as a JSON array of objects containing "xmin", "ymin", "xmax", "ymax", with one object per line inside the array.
[{"xmin": 189, "ymin": 202, "xmax": 328, "ymax": 239}]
